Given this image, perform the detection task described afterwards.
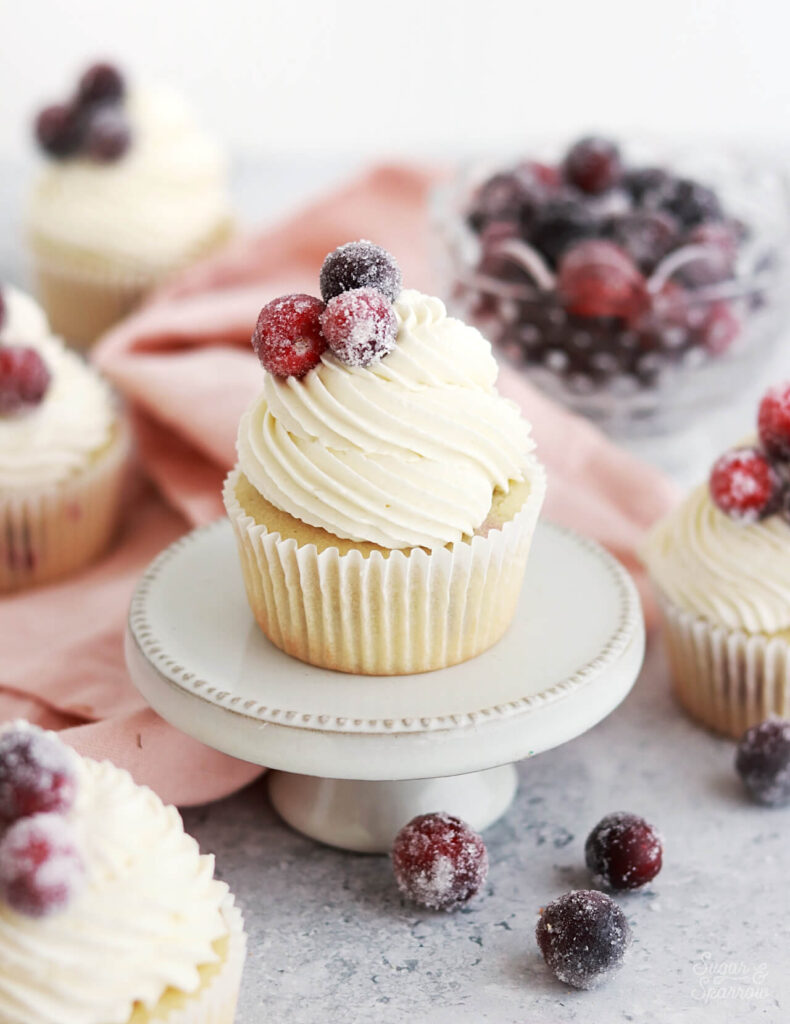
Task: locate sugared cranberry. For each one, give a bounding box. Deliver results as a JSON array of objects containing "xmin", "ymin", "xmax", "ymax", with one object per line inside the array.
[
  {"xmin": 0, "ymin": 346, "xmax": 51, "ymax": 415},
  {"xmin": 467, "ymin": 171, "xmax": 543, "ymax": 233},
  {"xmin": 0, "ymin": 726, "xmax": 77, "ymax": 823},
  {"xmin": 605, "ymin": 211, "xmax": 679, "ymax": 273},
  {"xmin": 585, "ymin": 812, "xmax": 663, "ymax": 890},
  {"xmin": 695, "ymin": 300, "xmax": 739, "ymax": 355},
  {"xmin": 536, "ymin": 890, "xmax": 632, "ymax": 990},
  {"xmin": 34, "ymin": 104, "xmax": 83, "ymax": 159},
  {"xmin": 0, "ymin": 813, "xmax": 84, "ymax": 917},
  {"xmin": 557, "ymin": 241, "xmax": 649, "ymax": 323},
  {"xmin": 653, "ymin": 177, "xmax": 723, "ymax": 228},
  {"xmin": 758, "ymin": 382, "xmax": 790, "ymax": 461},
  {"xmin": 251, "ymin": 294, "xmax": 327, "ymax": 378},
  {"xmin": 391, "ymin": 812, "xmax": 488, "ymax": 911},
  {"xmin": 709, "ymin": 447, "xmax": 782, "ymax": 523},
  {"xmin": 320, "ymin": 287, "xmax": 398, "ymax": 368},
  {"xmin": 622, "ymin": 167, "xmax": 671, "ymax": 205},
  {"xmin": 319, "ymin": 241, "xmax": 402, "ymax": 303},
  {"xmin": 77, "ymin": 62, "xmax": 126, "ymax": 106},
  {"xmin": 84, "ymin": 106, "xmax": 130, "ymax": 162},
  {"xmin": 736, "ymin": 719, "xmax": 790, "ymax": 806},
  {"xmin": 528, "ymin": 197, "xmax": 599, "ymax": 267},
  {"xmin": 563, "ymin": 137, "xmax": 622, "ymax": 195},
  {"xmin": 677, "ymin": 222, "xmax": 738, "ymax": 288}
]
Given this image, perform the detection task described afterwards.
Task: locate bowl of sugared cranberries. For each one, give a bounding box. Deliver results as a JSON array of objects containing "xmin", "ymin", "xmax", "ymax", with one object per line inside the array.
[{"xmin": 435, "ymin": 137, "xmax": 790, "ymax": 440}]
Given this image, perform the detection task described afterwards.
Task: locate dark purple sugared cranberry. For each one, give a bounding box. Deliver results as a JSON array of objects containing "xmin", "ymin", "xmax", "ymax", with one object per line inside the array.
[
  {"xmin": 320, "ymin": 287, "xmax": 398, "ymax": 368},
  {"xmin": 0, "ymin": 346, "xmax": 51, "ymax": 415},
  {"xmin": 0, "ymin": 813, "xmax": 84, "ymax": 917},
  {"xmin": 585, "ymin": 812, "xmax": 663, "ymax": 890},
  {"xmin": 34, "ymin": 104, "xmax": 83, "ymax": 159},
  {"xmin": 677, "ymin": 222, "xmax": 738, "ymax": 288},
  {"xmin": 709, "ymin": 446, "xmax": 783, "ymax": 523},
  {"xmin": 77, "ymin": 62, "xmax": 126, "ymax": 107},
  {"xmin": 622, "ymin": 166, "xmax": 671, "ymax": 205},
  {"xmin": 84, "ymin": 106, "xmax": 131, "ymax": 162},
  {"xmin": 251, "ymin": 294, "xmax": 327, "ymax": 378},
  {"xmin": 736, "ymin": 719, "xmax": 790, "ymax": 806},
  {"xmin": 604, "ymin": 211, "xmax": 679, "ymax": 273},
  {"xmin": 557, "ymin": 241, "xmax": 649, "ymax": 323},
  {"xmin": 652, "ymin": 177, "xmax": 723, "ymax": 228},
  {"xmin": 536, "ymin": 890, "xmax": 632, "ymax": 990},
  {"xmin": 319, "ymin": 241, "xmax": 402, "ymax": 303},
  {"xmin": 467, "ymin": 171, "xmax": 544, "ymax": 233},
  {"xmin": 758, "ymin": 382, "xmax": 790, "ymax": 461},
  {"xmin": 528, "ymin": 197, "xmax": 599, "ymax": 267},
  {"xmin": 563, "ymin": 137, "xmax": 622, "ymax": 195},
  {"xmin": 391, "ymin": 812, "xmax": 488, "ymax": 911},
  {"xmin": 0, "ymin": 727, "xmax": 77, "ymax": 823}
]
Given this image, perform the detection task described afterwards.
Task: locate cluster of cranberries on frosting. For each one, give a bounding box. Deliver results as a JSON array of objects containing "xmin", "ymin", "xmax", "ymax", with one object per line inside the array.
[
  {"xmin": 461, "ymin": 134, "xmax": 752, "ymax": 394},
  {"xmin": 536, "ymin": 890, "xmax": 632, "ymax": 990},
  {"xmin": 251, "ymin": 242, "xmax": 402, "ymax": 377},
  {"xmin": 35, "ymin": 61, "xmax": 131, "ymax": 163},
  {"xmin": 0, "ymin": 725, "xmax": 84, "ymax": 917},
  {"xmin": 585, "ymin": 812, "xmax": 663, "ymax": 890},
  {"xmin": 0, "ymin": 344, "xmax": 51, "ymax": 414}
]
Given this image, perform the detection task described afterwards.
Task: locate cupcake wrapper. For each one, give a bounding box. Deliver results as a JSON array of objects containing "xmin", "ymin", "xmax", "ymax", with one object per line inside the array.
[
  {"xmin": 224, "ymin": 465, "xmax": 546, "ymax": 675},
  {"xmin": 658, "ymin": 594, "xmax": 790, "ymax": 738},
  {"xmin": 0, "ymin": 420, "xmax": 132, "ymax": 592}
]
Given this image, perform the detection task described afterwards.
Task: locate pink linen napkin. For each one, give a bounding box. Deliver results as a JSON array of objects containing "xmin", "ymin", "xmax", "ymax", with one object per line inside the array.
[{"xmin": 0, "ymin": 164, "xmax": 678, "ymax": 806}]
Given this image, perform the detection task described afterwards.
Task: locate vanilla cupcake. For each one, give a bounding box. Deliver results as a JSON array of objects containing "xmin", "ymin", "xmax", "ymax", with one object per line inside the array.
[
  {"xmin": 224, "ymin": 242, "xmax": 546, "ymax": 675},
  {"xmin": 0, "ymin": 721, "xmax": 245, "ymax": 1024},
  {"xmin": 28, "ymin": 62, "xmax": 233, "ymax": 349},
  {"xmin": 0, "ymin": 285, "xmax": 130, "ymax": 590},
  {"xmin": 643, "ymin": 383, "xmax": 790, "ymax": 737}
]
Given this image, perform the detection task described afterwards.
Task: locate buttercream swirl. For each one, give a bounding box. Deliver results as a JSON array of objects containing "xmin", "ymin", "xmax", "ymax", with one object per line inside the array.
[
  {"xmin": 28, "ymin": 88, "xmax": 231, "ymax": 273},
  {"xmin": 643, "ymin": 481, "xmax": 790, "ymax": 633},
  {"xmin": 0, "ymin": 286, "xmax": 49, "ymax": 343},
  {"xmin": 0, "ymin": 754, "xmax": 229, "ymax": 1024},
  {"xmin": 237, "ymin": 289, "xmax": 536, "ymax": 549}
]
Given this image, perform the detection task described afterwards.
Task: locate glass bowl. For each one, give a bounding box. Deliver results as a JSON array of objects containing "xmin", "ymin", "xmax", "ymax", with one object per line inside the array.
[{"xmin": 433, "ymin": 140, "xmax": 790, "ymax": 446}]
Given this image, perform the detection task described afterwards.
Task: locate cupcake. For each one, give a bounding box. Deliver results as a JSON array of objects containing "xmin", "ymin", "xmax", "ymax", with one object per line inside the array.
[
  {"xmin": 643, "ymin": 382, "xmax": 790, "ymax": 736},
  {"xmin": 223, "ymin": 241, "xmax": 546, "ymax": 675},
  {"xmin": 0, "ymin": 285, "xmax": 130, "ymax": 591},
  {"xmin": 28, "ymin": 62, "xmax": 233, "ymax": 349},
  {"xmin": 0, "ymin": 721, "xmax": 245, "ymax": 1023}
]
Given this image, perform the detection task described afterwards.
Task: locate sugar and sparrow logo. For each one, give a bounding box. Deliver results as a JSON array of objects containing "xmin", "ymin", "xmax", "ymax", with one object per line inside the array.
[{"xmin": 691, "ymin": 951, "xmax": 771, "ymax": 1004}]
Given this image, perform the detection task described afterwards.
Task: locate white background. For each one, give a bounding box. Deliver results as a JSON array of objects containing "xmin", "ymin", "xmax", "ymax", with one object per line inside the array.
[{"xmin": 1, "ymin": 0, "xmax": 788, "ymax": 160}]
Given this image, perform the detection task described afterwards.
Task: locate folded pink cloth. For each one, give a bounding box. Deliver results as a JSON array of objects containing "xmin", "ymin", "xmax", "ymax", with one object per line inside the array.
[{"xmin": 0, "ymin": 164, "xmax": 678, "ymax": 806}]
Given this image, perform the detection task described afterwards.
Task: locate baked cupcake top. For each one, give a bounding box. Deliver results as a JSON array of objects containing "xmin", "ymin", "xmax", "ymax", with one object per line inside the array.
[
  {"xmin": 643, "ymin": 383, "xmax": 790, "ymax": 632},
  {"xmin": 237, "ymin": 242, "xmax": 540, "ymax": 550},
  {"xmin": 29, "ymin": 62, "xmax": 231, "ymax": 273},
  {"xmin": 0, "ymin": 722, "xmax": 231, "ymax": 1024},
  {"xmin": 0, "ymin": 286, "xmax": 116, "ymax": 491}
]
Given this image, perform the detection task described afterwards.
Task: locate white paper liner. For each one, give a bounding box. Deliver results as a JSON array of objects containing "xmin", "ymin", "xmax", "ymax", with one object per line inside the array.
[
  {"xmin": 0, "ymin": 418, "xmax": 132, "ymax": 592},
  {"xmin": 224, "ymin": 464, "xmax": 546, "ymax": 675},
  {"xmin": 658, "ymin": 593, "xmax": 790, "ymax": 738}
]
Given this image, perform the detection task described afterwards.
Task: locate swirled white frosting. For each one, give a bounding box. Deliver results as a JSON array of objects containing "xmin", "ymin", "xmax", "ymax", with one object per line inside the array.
[
  {"xmin": 0, "ymin": 328, "xmax": 116, "ymax": 492},
  {"xmin": 237, "ymin": 289, "xmax": 537, "ymax": 549},
  {"xmin": 28, "ymin": 88, "xmax": 231, "ymax": 273},
  {"xmin": 0, "ymin": 755, "xmax": 230, "ymax": 1024},
  {"xmin": 0, "ymin": 286, "xmax": 49, "ymax": 343},
  {"xmin": 643, "ymin": 482, "xmax": 790, "ymax": 633}
]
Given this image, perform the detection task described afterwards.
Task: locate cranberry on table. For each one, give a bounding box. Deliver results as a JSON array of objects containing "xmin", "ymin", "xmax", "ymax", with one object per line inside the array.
[
  {"xmin": 0, "ymin": 726, "xmax": 77, "ymax": 823},
  {"xmin": 34, "ymin": 104, "xmax": 83, "ymax": 159},
  {"xmin": 0, "ymin": 346, "xmax": 51, "ymax": 415},
  {"xmin": 77, "ymin": 62, "xmax": 126, "ymax": 106},
  {"xmin": 758, "ymin": 382, "xmax": 790, "ymax": 461},
  {"xmin": 320, "ymin": 287, "xmax": 397, "ymax": 368},
  {"xmin": 391, "ymin": 812, "xmax": 488, "ymax": 911},
  {"xmin": 251, "ymin": 294, "xmax": 327, "ymax": 378},
  {"xmin": 319, "ymin": 240, "xmax": 402, "ymax": 303},
  {"xmin": 736, "ymin": 719, "xmax": 790, "ymax": 806},
  {"xmin": 536, "ymin": 889, "xmax": 632, "ymax": 989},
  {"xmin": 0, "ymin": 813, "xmax": 84, "ymax": 917},
  {"xmin": 563, "ymin": 137, "xmax": 623, "ymax": 195},
  {"xmin": 585, "ymin": 812, "xmax": 663, "ymax": 890},
  {"xmin": 709, "ymin": 447, "xmax": 783, "ymax": 523},
  {"xmin": 557, "ymin": 240, "xmax": 649, "ymax": 323}
]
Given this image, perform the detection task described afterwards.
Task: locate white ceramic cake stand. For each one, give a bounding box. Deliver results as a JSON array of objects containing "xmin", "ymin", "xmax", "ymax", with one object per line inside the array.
[{"xmin": 125, "ymin": 519, "xmax": 644, "ymax": 853}]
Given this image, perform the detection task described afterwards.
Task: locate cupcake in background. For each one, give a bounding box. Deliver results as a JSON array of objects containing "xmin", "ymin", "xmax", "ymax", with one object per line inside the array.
[
  {"xmin": 28, "ymin": 62, "xmax": 234, "ymax": 349},
  {"xmin": 643, "ymin": 383, "xmax": 790, "ymax": 736},
  {"xmin": 0, "ymin": 284, "xmax": 131, "ymax": 591}
]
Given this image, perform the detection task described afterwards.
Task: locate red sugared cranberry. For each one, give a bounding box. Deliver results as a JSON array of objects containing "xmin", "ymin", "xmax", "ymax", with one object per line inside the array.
[
  {"xmin": 736, "ymin": 719, "xmax": 790, "ymax": 806},
  {"xmin": 320, "ymin": 287, "xmax": 398, "ymax": 368},
  {"xmin": 77, "ymin": 62, "xmax": 126, "ymax": 106},
  {"xmin": 679, "ymin": 222, "xmax": 738, "ymax": 287},
  {"xmin": 557, "ymin": 240, "xmax": 649, "ymax": 323},
  {"xmin": 536, "ymin": 890, "xmax": 632, "ymax": 990},
  {"xmin": 563, "ymin": 137, "xmax": 622, "ymax": 195},
  {"xmin": 0, "ymin": 813, "xmax": 84, "ymax": 917},
  {"xmin": 251, "ymin": 295, "xmax": 327, "ymax": 378},
  {"xmin": 84, "ymin": 106, "xmax": 131, "ymax": 162},
  {"xmin": 709, "ymin": 447, "xmax": 782, "ymax": 523},
  {"xmin": 584, "ymin": 812, "xmax": 663, "ymax": 890},
  {"xmin": 0, "ymin": 346, "xmax": 51, "ymax": 415},
  {"xmin": 0, "ymin": 726, "xmax": 77, "ymax": 823},
  {"xmin": 391, "ymin": 812, "xmax": 488, "ymax": 911},
  {"xmin": 319, "ymin": 241, "xmax": 402, "ymax": 303},
  {"xmin": 34, "ymin": 104, "xmax": 83, "ymax": 159},
  {"xmin": 758, "ymin": 382, "xmax": 790, "ymax": 461},
  {"xmin": 695, "ymin": 300, "xmax": 739, "ymax": 355}
]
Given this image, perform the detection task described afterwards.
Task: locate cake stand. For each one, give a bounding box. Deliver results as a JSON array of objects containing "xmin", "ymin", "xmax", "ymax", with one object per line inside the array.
[{"xmin": 125, "ymin": 519, "xmax": 644, "ymax": 853}]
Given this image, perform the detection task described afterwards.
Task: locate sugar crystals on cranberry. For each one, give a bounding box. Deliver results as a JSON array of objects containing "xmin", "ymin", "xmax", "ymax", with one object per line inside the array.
[
  {"xmin": 563, "ymin": 137, "xmax": 623, "ymax": 196},
  {"xmin": 0, "ymin": 813, "xmax": 84, "ymax": 917},
  {"xmin": 585, "ymin": 812, "xmax": 663, "ymax": 890},
  {"xmin": 736, "ymin": 719, "xmax": 790, "ymax": 806},
  {"xmin": 536, "ymin": 890, "xmax": 632, "ymax": 990},
  {"xmin": 0, "ymin": 725, "xmax": 77, "ymax": 822},
  {"xmin": 320, "ymin": 240, "xmax": 402, "ymax": 304},
  {"xmin": 391, "ymin": 812, "xmax": 488, "ymax": 911},
  {"xmin": 709, "ymin": 446, "xmax": 782, "ymax": 523},
  {"xmin": 0, "ymin": 346, "xmax": 51, "ymax": 415}
]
